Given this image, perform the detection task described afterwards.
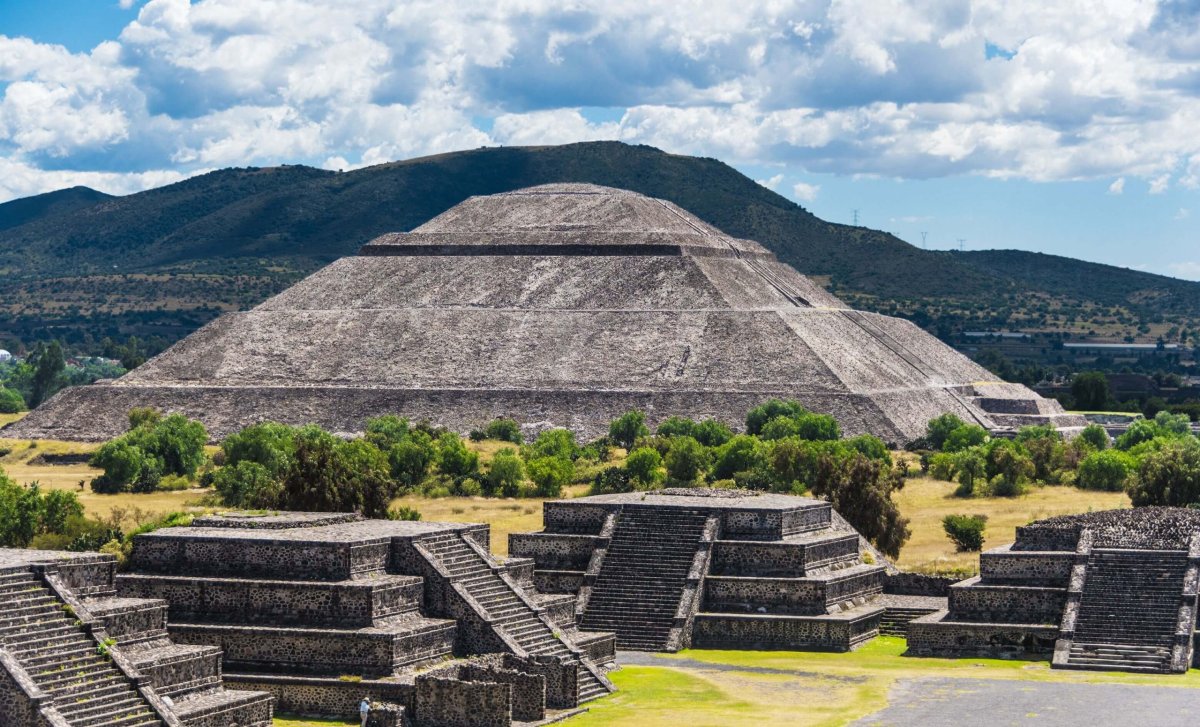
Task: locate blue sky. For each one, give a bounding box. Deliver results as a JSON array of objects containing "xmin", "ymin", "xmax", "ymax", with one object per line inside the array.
[{"xmin": 1, "ymin": 1, "xmax": 1199, "ymax": 279}]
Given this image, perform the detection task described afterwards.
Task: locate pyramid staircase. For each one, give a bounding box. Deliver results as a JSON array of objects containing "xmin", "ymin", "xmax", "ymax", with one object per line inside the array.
[
  {"xmin": 1064, "ymin": 549, "xmax": 1193, "ymax": 672},
  {"xmin": 418, "ymin": 532, "xmax": 612, "ymax": 704},
  {"xmin": 0, "ymin": 569, "xmax": 162, "ymax": 727},
  {"xmin": 879, "ymin": 606, "xmax": 941, "ymax": 637},
  {"xmin": 578, "ymin": 506, "xmax": 710, "ymax": 651}
]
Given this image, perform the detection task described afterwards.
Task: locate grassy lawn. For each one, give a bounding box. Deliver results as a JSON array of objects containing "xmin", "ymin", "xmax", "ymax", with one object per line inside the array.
[
  {"xmin": 893, "ymin": 475, "xmax": 1129, "ymax": 574},
  {"xmin": 566, "ymin": 638, "xmax": 1200, "ymax": 727},
  {"xmin": 273, "ymin": 718, "xmax": 354, "ymax": 727}
]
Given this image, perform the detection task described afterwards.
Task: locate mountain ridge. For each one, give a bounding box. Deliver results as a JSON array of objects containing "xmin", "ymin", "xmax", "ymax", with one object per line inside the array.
[{"xmin": 0, "ymin": 142, "xmax": 1194, "ymax": 350}]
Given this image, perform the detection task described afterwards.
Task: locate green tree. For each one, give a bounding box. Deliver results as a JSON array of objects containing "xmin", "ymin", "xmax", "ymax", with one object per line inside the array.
[
  {"xmin": 943, "ymin": 514, "xmax": 987, "ymax": 552},
  {"xmin": 485, "ymin": 448, "xmax": 525, "ymax": 497},
  {"xmin": 222, "ymin": 421, "xmax": 297, "ymax": 477},
  {"xmin": 211, "ymin": 461, "xmax": 282, "ymax": 508},
  {"xmin": 656, "ymin": 416, "xmax": 696, "ymax": 439},
  {"xmin": 609, "ymin": 411, "xmax": 650, "ymax": 450},
  {"xmin": 1079, "ymin": 423, "xmax": 1110, "ymax": 451},
  {"xmin": 951, "ymin": 447, "xmax": 987, "ymax": 497},
  {"xmin": 1128, "ymin": 438, "xmax": 1200, "ymax": 507},
  {"xmin": 1076, "ymin": 450, "xmax": 1133, "ymax": 492},
  {"xmin": 388, "ymin": 433, "xmax": 435, "ymax": 489},
  {"xmin": 483, "ymin": 418, "xmax": 523, "ymax": 444},
  {"xmin": 364, "ymin": 415, "xmax": 410, "ymax": 450},
  {"xmin": 943, "ymin": 425, "xmax": 988, "ymax": 453},
  {"xmin": 624, "ymin": 447, "xmax": 663, "ymax": 488},
  {"xmin": 525, "ymin": 429, "xmax": 577, "ymax": 461},
  {"xmin": 813, "ymin": 454, "xmax": 910, "ymax": 559},
  {"xmin": 527, "ymin": 456, "xmax": 573, "ymax": 498},
  {"xmin": 0, "ymin": 387, "xmax": 25, "ymax": 414},
  {"xmin": 29, "ymin": 341, "xmax": 65, "ymax": 407},
  {"xmin": 436, "ymin": 433, "xmax": 480, "ymax": 479},
  {"xmin": 746, "ymin": 399, "xmax": 806, "ymax": 436},
  {"xmin": 692, "ymin": 419, "xmax": 734, "ymax": 447},
  {"xmin": 712, "ymin": 435, "xmax": 767, "ymax": 480},
  {"xmin": 1071, "ymin": 371, "xmax": 1110, "ymax": 410},
  {"xmin": 89, "ymin": 439, "xmax": 151, "ymax": 494},
  {"xmin": 924, "ymin": 413, "xmax": 967, "ymax": 450},
  {"xmin": 664, "ymin": 436, "xmax": 708, "ymax": 483}
]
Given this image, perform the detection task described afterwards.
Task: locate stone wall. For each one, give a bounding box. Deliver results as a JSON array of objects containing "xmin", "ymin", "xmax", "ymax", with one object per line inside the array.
[
  {"xmin": 131, "ymin": 536, "xmax": 390, "ymax": 581},
  {"xmin": 226, "ymin": 674, "xmax": 413, "ymax": 717},
  {"xmin": 710, "ymin": 535, "xmax": 858, "ymax": 577},
  {"xmin": 0, "ymin": 650, "xmax": 45, "ymax": 727},
  {"xmin": 883, "ymin": 572, "xmax": 954, "ymax": 597},
  {"xmin": 691, "ymin": 612, "xmax": 879, "ymax": 651},
  {"xmin": 947, "ymin": 577, "xmax": 1067, "ymax": 624},
  {"xmin": 117, "ymin": 574, "xmax": 423, "ymax": 627},
  {"xmin": 414, "ymin": 677, "xmax": 511, "ymax": 727},
  {"xmin": 978, "ymin": 548, "xmax": 1073, "ymax": 585},
  {"xmin": 906, "ymin": 612, "xmax": 1058, "ymax": 656},
  {"xmin": 508, "ymin": 533, "xmax": 597, "ymax": 570}
]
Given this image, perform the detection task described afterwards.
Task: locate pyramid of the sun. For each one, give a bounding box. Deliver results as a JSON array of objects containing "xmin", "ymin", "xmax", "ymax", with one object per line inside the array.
[{"xmin": 6, "ymin": 184, "xmax": 1083, "ymax": 443}]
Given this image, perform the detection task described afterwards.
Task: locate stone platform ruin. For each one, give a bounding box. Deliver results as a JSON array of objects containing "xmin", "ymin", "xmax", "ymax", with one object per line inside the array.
[
  {"xmin": 907, "ymin": 508, "xmax": 1200, "ymax": 674},
  {"xmin": 113, "ymin": 512, "xmax": 615, "ymax": 726},
  {"xmin": 0, "ymin": 548, "xmax": 274, "ymax": 727},
  {"xmin": 510, "ymin": 488, "xmax": 890, "ymax": 652},
  {"xmin": 5, "ymin": 183, "xmax": 1081, "ymax": 445}
]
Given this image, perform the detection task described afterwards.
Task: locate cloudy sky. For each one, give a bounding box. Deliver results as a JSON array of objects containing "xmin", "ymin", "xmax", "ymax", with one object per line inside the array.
[{"xmin": 1, "ymin": 1, "xmax": 1199, "ymax": 279}]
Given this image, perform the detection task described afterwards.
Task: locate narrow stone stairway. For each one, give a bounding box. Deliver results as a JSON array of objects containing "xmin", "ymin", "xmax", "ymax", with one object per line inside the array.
[
  {"xmin": 419, "ymin": 533, "xmax": 611, "ymax": 704},
  {"xmin": 580, "ymin": 506, "xmax": 709, "ymax": 651},
  {"xmin": 1066, "ymin": 549, "xmax": 1191, "ymax": 672},
  {"xmin": 0, "ymin": 569, "xmax": 163, "ymax": 727}
]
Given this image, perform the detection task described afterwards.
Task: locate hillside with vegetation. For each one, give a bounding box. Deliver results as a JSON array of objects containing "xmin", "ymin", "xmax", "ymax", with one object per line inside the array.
[{"xmin": 1, "ymin": 141, "xmax": 1196, "ymax": 357}]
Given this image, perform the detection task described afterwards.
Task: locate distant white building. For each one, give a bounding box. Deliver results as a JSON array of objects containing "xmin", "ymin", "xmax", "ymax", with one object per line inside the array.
[{"xmin": 0, "ymin": 350, "xmax": 11, "ymax": 363}]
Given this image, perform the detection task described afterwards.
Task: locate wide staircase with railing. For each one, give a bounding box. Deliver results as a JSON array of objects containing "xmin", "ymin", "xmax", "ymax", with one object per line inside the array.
[
  {"xmin": 418, "ymin": 532, "xmax": 612, "ymax": 704},
  {"xmin": 0, "ymin": 569, "xmax": 162, "ymax": 727},
  {"xmin": 579, "ymin": 506, "xmax": 709, "ymax": 651},
  {"xmin": 1066, "ymin": 549, "xmax": 1192, "ymax": 672}
]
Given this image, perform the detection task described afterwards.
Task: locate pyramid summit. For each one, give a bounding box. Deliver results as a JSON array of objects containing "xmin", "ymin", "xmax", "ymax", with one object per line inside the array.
[{"xmin": 6, "ymin": 183, "xmax": 1082, "ymax": 443}]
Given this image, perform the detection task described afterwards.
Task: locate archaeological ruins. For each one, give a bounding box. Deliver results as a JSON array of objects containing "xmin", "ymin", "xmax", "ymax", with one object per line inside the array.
[
  {"xmin": 909, "ymin": 508, "xmax": 1200, "ymax": 673},
  {"xmin": 5, "ymin": 184, "xmax": 1080, "ymax": 445}
]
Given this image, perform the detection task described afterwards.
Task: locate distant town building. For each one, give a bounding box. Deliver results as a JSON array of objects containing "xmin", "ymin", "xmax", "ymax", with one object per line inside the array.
[{"xmin": 0, "ymin": 350, "xmax": 11, "ymax": 362}]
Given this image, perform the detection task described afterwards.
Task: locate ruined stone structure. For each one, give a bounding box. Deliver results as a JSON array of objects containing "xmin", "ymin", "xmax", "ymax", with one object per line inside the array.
[
  {"xmin": 114, "ymin": 512, "xmax": 614, "ymax": 725},
  {"xmin": 6, "ymin": 184, "xmax": 1080, "ymax": 445},
  {"xmin": 908, "ymin": 508, "xmax": 1200, "ymax": 674},
  {"xmin": 510, "ymin": 488, "xmax": 888, "ymax": 652},
  {"xmin": 0, "ymin": 548, "xmax": 273, "ymax": 727}
]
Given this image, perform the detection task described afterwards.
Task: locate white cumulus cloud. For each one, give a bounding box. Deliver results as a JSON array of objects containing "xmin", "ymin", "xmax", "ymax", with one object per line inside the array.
[{"xmin": 792, "ymin": 181, "xmax": 820, "ymax": 201}]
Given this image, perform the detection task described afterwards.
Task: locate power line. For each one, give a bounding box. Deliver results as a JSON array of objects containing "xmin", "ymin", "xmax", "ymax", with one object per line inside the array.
[
  {"xmin": 957, "ymin": 238, "xmax": 966, "ymax": 252},
  {"xmin": 852, "ymin": 209, "xmax": 860, "ymax": 225},
  {"xmin": 920, "ymin": 231, "xmax": 928, "ymax": 249}
]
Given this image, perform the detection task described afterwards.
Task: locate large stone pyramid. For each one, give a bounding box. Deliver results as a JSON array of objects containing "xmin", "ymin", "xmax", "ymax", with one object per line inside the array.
[{"xmin": 7, "ymin": 184, "xmax": 1082, "ymax": 443}]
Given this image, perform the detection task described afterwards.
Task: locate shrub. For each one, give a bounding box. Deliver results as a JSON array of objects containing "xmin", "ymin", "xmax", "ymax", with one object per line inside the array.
[
  {"xmin": 222, "ymin": 421, "xmax": 297, "ymax": 477},
  {"xmin": 482, "ymin": 418, "xmax": 523, "ymax": 445},
  {"xmin": 0, "ymin": 387, "xmax": 25, "ymax": 413},
  {"xmin": 664, "ymin": 436, "xmax": 708, "ymax": 483},
  {"xmin": 1071, "ymin": 371, "xmax": 1110, "ymax": 410},
  {"xmin": 951, "ymin": 448, "xmax": 986, "ymax": 497},
  {"xmin": 591, "ymin": 466, "xmax": 632, "ymax": 495},
  {"xmin": 127, "ymin": 407, "xmax": 161, "ymax": 429},
  {"xmin": 1079, "ymin": 423, "xmax": 1109, "ymax": 451},
  {"xmin": 388, "ymin": 434, "xmax": 435, "ymax": 489},
  {"xmin": 608, "ymin": 411, "xmax": 649, "ymax": 450},
  {"xmin": 1116, "ymin": 419, "xmax": 1160, "ymax": 450},
  {"xmin": 924, "ymin": 413, "xmax": 967, "ymax": 450},
  {"xmin": 814, "ymin": 455, "xmax": 910, "ymax": 559},
  {"xmin": 485, "ymin": 448, "xmax": 525, "ymax": 498},
  {"xmin": 692, "ymin": 419, "xmax": 734, "ymax": 448},
  {"xmin": 711, "ymin": 435, "xmax": 766, "ymax": 480},
  {"xmin": 624, "ymin": 447, "xmax": 663, "ymax": 488},
  {"xmin": 456, "ymin": 477, "xmax": 483, "ymax": 497},
  {"xmin": 525, "ymin": 429, "xmax": 577, "ymax": 461},
  {"xmin": 927, "ymin": 452, "xmax": 957, "ymax": 482},
  {"xmin": 759, "ymin": 413, "xmax": 839, "ymax": 442},
  {"xmin": 527, "ymin": 456, "xmax": 573, "ymax": 498},
  {"xmin": 387, "ymin": 506, "xmax": 422, "ymax": 521},
  {"xmin": 943, "ymin": 425, "xmax": 988, "ymax": 453},
  {"xmin": 89, "ymin": 440, "xmax": 151, "ymax": 494},
  {"xmin": 435, "ymin": 433, "xmax": 479, "ymax": 479},
  {"xmin": 746, "ymin": 400, "xmax": 806, "ymax": 436},
  {"xmin": 1128, "ymin": 438, "xmax": 1200, "ymax": 507},
  {"xmin": 656, "ymin": 416, "xmax": 696, "ymax": 439},
  {"xmin": 984, "ymin": 440, "xmax": 1034, "ymax": 496},
  {"xmin": 943, "ymin": 514, "xmax": 988, "ymax": 552},
  {"xmin": 1076, "ymin": 450, "xmax": 1132, "ymax": 492},
  {"xmin": 846, "ymin": 434, "xmax": 891, "ymax": 464},
  {"xmin": 364, "ymin": 415, "xmax": 410, "ymax": 450},
  {"xmin": 211, "ymin": 460, "xmax": 282, "ymax": 508}
]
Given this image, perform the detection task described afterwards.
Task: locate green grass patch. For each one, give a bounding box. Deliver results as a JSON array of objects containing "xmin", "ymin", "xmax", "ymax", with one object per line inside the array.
[{"xmin": 566, "ymin": 638, "xmax": 1200, "ymax": 727}]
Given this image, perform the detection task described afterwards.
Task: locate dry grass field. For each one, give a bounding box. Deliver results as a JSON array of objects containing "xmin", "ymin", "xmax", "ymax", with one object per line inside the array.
[{"xmin": 0, "ymin": 429, "xmax": 1132, "ymax": 570}]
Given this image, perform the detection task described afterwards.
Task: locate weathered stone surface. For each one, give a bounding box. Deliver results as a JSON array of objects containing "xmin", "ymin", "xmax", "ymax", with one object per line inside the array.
[{"xmin": 5, "ymin": 183, "xmax": 1077, "ymax": 444}]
